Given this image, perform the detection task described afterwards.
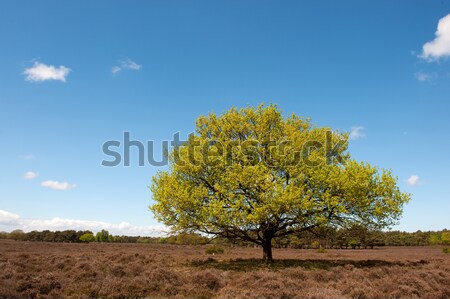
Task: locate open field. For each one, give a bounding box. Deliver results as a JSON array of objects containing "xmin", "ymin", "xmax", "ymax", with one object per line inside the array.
[{"xmin": 0, "ymin": 240, "xmax": 449, "ymax": 299}]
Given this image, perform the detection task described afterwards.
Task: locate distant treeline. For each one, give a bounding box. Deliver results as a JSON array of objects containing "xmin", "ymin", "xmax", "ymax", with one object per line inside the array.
[
  {"xmin": 0, "ymin": 229, "xmax": 160, "ymax": 244},
  {"xmin": 270, "ymin": 227, "xmax": 450, "ymax": 249},
  {"xmin": 1, "ymin": 226, "xmax": 449, "ymax": 248}
]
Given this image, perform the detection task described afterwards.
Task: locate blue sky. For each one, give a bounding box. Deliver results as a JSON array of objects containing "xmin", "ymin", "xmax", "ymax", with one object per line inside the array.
[{"xmin": 0, "ymin": 1, "xmax": 449, "ymax": 235}]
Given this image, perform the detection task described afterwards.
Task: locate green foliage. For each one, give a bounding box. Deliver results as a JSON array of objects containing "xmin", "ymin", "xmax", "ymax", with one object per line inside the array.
[
  {"xmin": 429, "ymin": 233, "xmax": 440, "ymax": 245},
  {"xmin": 136, "ymin": 237, "xmax": 150, "ymax": 243},
  {"xmin": 289, "ymin": 236, "xmax": 303, "ymax": 249},
  {"xmin": 9, "ymin": 229, "xmax": 26, "ymax": 241},
  {"xmin": 96, "ymin": 230, "xmax": 110, "ymax": 242},
  {"xmin": 176, "ymin": 233, "xmax": 209, "ymax": 245},
  {"xmin": 79, "ymin": 233, "xmax": 96, "ymax": 243},
  {"xmin": 311, "ymin": 241, "xmax": 320, "ymax": 249},
  {"xmin": 151, "ymin": 104, "xmax": 410, "ymax": 261},
  {"xmin": 205, "ymin": 245, "xmax": 225, "ymax": 255},
  {"xmin": 428, "ymin": 230, "xmax": 450, "ymax": 246},
  {"xmin": 158, "ymin": 233, "xmax": 209, "ymax": 245},
  {"xmin": 1, "ymin": 228, "xmax": 449, "ymax": 248},
  {"xmin": 441, "ymin": 231, "xmax": 450, "ymax": 245},
  {"xmin": 317, "ymin": 247, "xmax": 326, "ymax": 253},
  {"xmin": 442, "ymin": 247, "xmax": 449, "ymax": 254},
  {"xmin": 4, "ymin": 229, "xmax": 92, "ymax": 243},
  {"xmin": 349, "ymin": 239, "xmax": 361, "ymax": 249}
]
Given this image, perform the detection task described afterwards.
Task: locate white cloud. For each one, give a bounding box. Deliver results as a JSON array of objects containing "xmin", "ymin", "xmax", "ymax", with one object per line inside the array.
[
  {"xmin": 420, "ymin": 14, "xmax": 450, "ymax": 60},
  {"xmin": 349, "ymin": 126, "xmax": 366, "ymax": 140},
  {"xmin": 23, "ymin": 171, "xmax": 38, "ymax": 180},
  {"xmin": 111, "ymin": 66, "xmax": 121, "ymax": 74},
  {"xmin": 405, "ymin": 175, "xmax": 421, "ymax": 186},
  {"xmin": 24, "ymin": 62, "xmax": 71, "ymax": 82},
  {"xmin": 40, "ymin": 180, "xmax": 76, "ymax": 190},
  {"xmin": 415, "ymin": 71, "xmax": 436, "ymax": 82},
  {"xmin": 112, "ymin": 58, "xmax": 142, "ymax": 74},
  {"xmin": 0, "ymin": 209, "xmax": 167, "ymax": 236},
  {"xmin": 0, "ymin": 210, "xmax": 20, "ymax": 223},
  {"xmin": 122, "ymin": 58, "xmax": 141, "ymax": 70}
]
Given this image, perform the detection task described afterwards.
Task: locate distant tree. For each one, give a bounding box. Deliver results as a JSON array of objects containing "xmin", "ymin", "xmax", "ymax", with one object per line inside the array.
[
  {"xmin": 313, "ymin": 226, "xmax": 337, "ymax": 249},
  {"xmin": 333, "ymin": 229, "xmax": 350, "ymax": 249},
  {"xmin": 344, "ymin": 224, "xmax": 382, "ymax": 249},
  {"xmin": 273, "ymin": 235, "xmax": 291, "ymax": 248},
  {"xmin": 411, "ymin": 230, "xmax": 429, "ymax": 246},
  {"xmin": 349, "ymin": 239, "xmax": 361, "ymax": 249},
  {"xmin": 61, "ymin": 230, "xmax": 78, "ymax": 242},
  {"xmin": 157, "ymin": 237, "xmax": 168, "ymax": 244},
  {"xmin": 54, "ymin": 231, "xmax": 66, "ymax": 242},
  {"xmin": 40, "ymin": 230, "xmax": 54, "ymax": 242},
  {"xmin": 175, "ymin": 233, "xmax": 209, "ymax": 245},
  {"xmin": 10, "ymin": 229, "xmax": 26, "ymax": 240},
  {"xmin": 151, "ymin": 104, "xmax": 410, "ymax": 262},
  {"xmin": 441, "ymin": 231, "xmax": 450, "ymax": 245},
  {"xmin": 311, "ymin": 240, "xmax": 320, "ymax": 249},
  {"xmin": 289, "ymin": 235, "xmax": 303, "ymax": 249},
  {"xmin": 76, "ymin": 230, "xmax": 93, "ymax": 242},
  {"xmin": 136, "ymin": 237, "xmax": 150, "ymax": 243},
  {"xmin": 25, "ymin": 230, "xmax": 39, "ymax": 242},
  {"xmin": 107, "ymin": 234, "xmax": 116, "ymax": 242},
  {"xmin": 96, "ymin": 230, "xmax": 110, "ymax": 242},
  {"xmin": 429, "ymin": 233, "xmax": 441, "ymax": 245},
  {"xmin": 79, "ymin": 233, "xmax": 96, "ymax": 243}
]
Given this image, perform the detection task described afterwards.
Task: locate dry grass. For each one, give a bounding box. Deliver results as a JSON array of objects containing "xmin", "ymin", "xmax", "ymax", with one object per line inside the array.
[{"xmin": 0, "ymin": 240, "xmax": 449, "ymax": 298}]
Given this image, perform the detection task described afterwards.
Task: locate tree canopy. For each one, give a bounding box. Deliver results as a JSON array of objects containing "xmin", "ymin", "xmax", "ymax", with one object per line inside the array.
[
  {"xmin": 150, "ymin": 104, "xmax": 410, "ymax": 261},
  {"xmin": 79, "ymin": 233, "xmax": 96, "ymax": 243}
]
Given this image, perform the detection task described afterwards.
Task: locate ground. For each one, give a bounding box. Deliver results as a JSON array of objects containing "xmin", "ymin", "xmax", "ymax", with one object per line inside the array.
[{"xmin": 0, "ymin": 240, "xmax": 449, "ymax": 298}]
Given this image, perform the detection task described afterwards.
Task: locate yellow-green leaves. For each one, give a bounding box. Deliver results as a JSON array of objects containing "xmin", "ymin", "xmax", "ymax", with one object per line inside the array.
[{"xmin": 150, "ymin": 104, "xmax": 410, "ymax": 242}]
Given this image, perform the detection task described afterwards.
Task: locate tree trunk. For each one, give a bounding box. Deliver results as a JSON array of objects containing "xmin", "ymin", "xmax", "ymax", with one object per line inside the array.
[{"xmin": 262, "ymin": 238, "xmax": 273, "ymax": 262}]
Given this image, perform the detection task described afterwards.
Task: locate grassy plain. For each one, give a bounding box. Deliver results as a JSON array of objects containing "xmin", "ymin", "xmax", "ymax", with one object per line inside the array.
[{"xmin": 0, "ymin": 240, "xmax": 449, "ymax": 298}]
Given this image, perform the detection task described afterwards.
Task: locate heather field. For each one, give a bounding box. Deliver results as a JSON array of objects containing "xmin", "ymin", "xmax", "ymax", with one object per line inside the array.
[{"xmin": 0, "ymin": 240, "xmax": 449, "ymax": 299}]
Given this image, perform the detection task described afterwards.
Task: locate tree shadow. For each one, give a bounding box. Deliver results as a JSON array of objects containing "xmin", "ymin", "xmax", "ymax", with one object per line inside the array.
[{"xmin": 191, "ymin": 257, "xmax": 428, "ymax": 271}]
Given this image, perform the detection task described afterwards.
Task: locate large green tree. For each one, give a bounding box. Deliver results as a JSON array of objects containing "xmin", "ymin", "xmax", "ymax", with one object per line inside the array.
[{"xmin": 151, "ymin": 104, "xmax": 410, "ymax": 261}]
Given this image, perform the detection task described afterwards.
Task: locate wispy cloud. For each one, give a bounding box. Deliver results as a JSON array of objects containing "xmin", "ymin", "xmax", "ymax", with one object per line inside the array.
[
  {"xmin": 23, "ymin": 171, "xmax": 38, "ymax": 180},
  {"xmin": 112, "ymin": 58, "xmax": 142, "ymax": 74},
  {"xmin": 414, "ymin": 71, "xmax": 436, "ymax": 82},
  {"xmin": 24, "ymin": 62, "xmax": 71, "ymax": 82},
  {"xmin": 420, "ymin": 14, "xmax": 450, "ymax": 61},
  {"xmin": 405, "ymin": 175, "xmax": 421, "ymax": 186},
  {"xmin": 41, "ymin": 180, "xmax": 76, "ymax": 191},
  {"xmin": 111, "ymin": 66, "xmax": 121, "ymax": 74},
  {"xmin": 0, "ymin": 209, "xmax": 167, "ymax": 236},
  {"xmin": 349, "ymin": 126, "xmax": 366, "ymax": 140}
]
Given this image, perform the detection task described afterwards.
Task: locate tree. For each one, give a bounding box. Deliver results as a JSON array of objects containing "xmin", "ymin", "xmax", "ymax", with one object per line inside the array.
[
  {"xmin": 9, "ymin": 229, "xmax": 26, "ymax": 240},
  {"xmin": 79, "ymin": 233, "xmax": 96, "ymax": 243},
  {"xmin": 95, "ymin": 230, "xmax": 110, "ymax": 242},
  {"xmin": 151, "ymin": 104, "xmax": 410, "ymax": 262},
  {"xmin": 440, "ymin": 230, "xmax": 450, "ymax": 245},
  {"xmin": 429, "ymin": 233, "xmax": 441, "ymax": 245}
]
